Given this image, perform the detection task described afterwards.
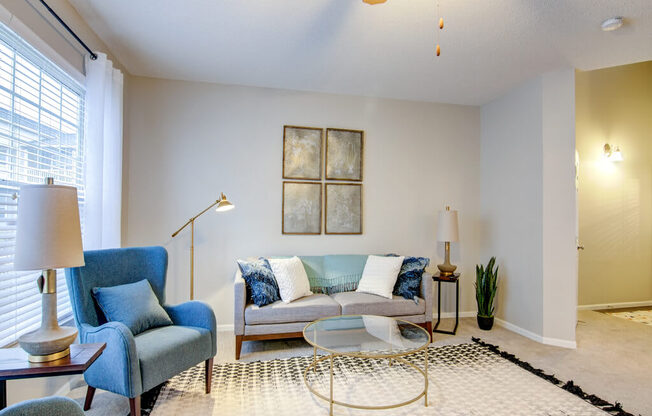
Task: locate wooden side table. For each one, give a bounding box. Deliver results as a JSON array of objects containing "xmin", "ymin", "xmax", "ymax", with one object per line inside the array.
[
  {"xmin": 433, "ymin": 273, "xmax": 460, "ymax": 335},
  {"xmin": 0, "ymin": 343, "xmax": 105, "ymax": 409}
]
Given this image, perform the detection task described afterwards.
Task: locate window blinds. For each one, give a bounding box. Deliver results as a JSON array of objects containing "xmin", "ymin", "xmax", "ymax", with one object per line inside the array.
[{"xmin": 0, "ymin": 23, "xmax": 85, "ymax": 347}]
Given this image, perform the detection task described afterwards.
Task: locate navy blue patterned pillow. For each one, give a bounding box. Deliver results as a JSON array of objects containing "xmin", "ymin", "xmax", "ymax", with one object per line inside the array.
[
  {"xmin": 387, "ymin": 254, "xmax": 430, "ymax": 301},
  {"xmin": 237, "ymin": 258, "xmax": 281, "ymax": 307}
]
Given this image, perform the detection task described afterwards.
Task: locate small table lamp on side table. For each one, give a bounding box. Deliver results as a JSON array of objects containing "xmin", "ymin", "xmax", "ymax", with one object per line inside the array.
[
  {"xmin": 13, "ymin": 177, "xmax": 85, "ymax": 362},
  {"xmin": 436, "ymin": 205, "xmax": 459, "ymax": 277}
]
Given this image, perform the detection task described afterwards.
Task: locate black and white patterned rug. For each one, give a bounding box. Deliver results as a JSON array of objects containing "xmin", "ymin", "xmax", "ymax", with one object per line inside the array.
[{"xmin": 146, "ymin": 339, "xmax": 632, "ymax": 416}]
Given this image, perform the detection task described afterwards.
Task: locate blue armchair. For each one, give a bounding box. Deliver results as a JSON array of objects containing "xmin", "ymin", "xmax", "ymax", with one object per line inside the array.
[
  {"xmin": 65, "ymin": 246, "xmax": 216, "ymax": 416},
  {"xmin": 0, "ymin": 397, "xmax": 84, "ymax": 416}
]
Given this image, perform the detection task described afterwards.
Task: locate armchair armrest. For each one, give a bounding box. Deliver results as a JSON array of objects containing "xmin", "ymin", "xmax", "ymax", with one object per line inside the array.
[
  {"xmin": 234, "ymin": 270, "xmax": 246, "ymax": 336},
  {"xmin": 421, "ymin": 272, "xmax": 433, "ymax": 323},
  {"xmin": 164, "ymin": 301, "xmax": 217, "ymax": 356},
  {"xmin": 0, "ymin": 397, "xmax": 84, "ymax": 416},
  {"xmin": 79, "ymin": 322, "xmax": 142, "ymax": 398}
]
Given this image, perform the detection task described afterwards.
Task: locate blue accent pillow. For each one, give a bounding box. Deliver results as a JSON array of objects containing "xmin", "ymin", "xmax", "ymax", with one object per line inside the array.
[
  {"xmin": 387, "ymin": 254, "xmax": 430, "ymax": 301},
  {"xmin": 237, "ymin": 258, "xmax": 281, "ymax": 307},
  {"xmin": 91, "ymin": 279, "xmax": 173, "ymax": 336}
]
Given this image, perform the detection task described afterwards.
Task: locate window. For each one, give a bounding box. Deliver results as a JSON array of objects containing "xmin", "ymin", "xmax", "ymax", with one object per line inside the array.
[{"xmin": 0, "ymin": 23, "xmax": 85, "ymax": 347}]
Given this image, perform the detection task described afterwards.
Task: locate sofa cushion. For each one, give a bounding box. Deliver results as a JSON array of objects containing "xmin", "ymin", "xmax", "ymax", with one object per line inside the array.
[
  {"xmin": 245, "ymin": 294, "xmax": 340, "ymax": 325},
  {"xmin": 330, "ymin": 292, "xmax": 425, "ymax": 316},
  {"xmin": 237, "ymin": 257, "xmax": 280, "ymax": 306},
  {"xmin": 389, "ymin": 255, "xmax": 430, "ymax": 301},
  {"xmin": 135, "ymin": 325, "xmax": 212, "ymax": 391}
]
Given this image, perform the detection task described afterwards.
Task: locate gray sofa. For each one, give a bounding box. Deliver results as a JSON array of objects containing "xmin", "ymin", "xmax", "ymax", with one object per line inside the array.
[{"xmin": 234, "ymin": 255, "xmax": 432, "ymax": 359}]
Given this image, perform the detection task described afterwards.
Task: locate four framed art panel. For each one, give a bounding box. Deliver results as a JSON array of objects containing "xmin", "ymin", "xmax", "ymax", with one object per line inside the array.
[{"xmin": 282, "ymin": 125, "xmax": 363, "ymax": 235}]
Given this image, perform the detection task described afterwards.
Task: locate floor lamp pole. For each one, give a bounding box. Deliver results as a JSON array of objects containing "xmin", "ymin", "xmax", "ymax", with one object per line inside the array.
[
  {"xmin": 172, "ymin": 193, "xmax": 235, "ymax": 301},
  {"xmin": 190, "ymin": 219, "xmax": 194, "ymax": 300}
]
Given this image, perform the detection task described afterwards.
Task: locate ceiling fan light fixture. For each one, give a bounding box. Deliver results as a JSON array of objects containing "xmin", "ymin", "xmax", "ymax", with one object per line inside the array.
[{"xmin": 601, "ymin": 17, "xmax": 624, "ymax": 31}]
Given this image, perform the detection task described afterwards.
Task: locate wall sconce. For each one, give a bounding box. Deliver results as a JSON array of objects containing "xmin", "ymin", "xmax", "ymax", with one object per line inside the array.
[{"xmin": 604, "ymin": 144, "xmax": 623, "ymax": 162}]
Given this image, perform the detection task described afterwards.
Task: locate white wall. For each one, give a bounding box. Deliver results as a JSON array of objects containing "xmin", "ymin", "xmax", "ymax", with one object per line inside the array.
[
  {"xmin": 541, "ymin": 70, "xmax": 577, "ymax": 344},
  {"xmin": 481, "ymin": 69, "xmax": 577, "ymax": 347},
  {"xmin": 123, "ymin": 76, "xmax": 483, "ymax": 327},
  {"xmin": 480, "ymin": 76, "xmax": 545, "ymax": 335}
]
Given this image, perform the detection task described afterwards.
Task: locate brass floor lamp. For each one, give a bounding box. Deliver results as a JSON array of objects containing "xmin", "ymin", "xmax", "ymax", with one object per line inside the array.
[{"xmin": 171, "ymin": 193, "xmax": 234, "ymax": 300}]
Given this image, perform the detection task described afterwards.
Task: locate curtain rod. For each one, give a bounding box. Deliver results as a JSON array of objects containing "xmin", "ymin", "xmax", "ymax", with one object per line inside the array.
[{"xmin": 38, "ymin": 0, "xmax": 98, "ymax": 60}]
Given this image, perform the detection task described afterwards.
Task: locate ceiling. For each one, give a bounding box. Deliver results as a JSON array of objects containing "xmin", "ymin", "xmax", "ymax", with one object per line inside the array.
[{"xmin": 68, "ymin": 0, "xmax": 652, "ymax": 106}]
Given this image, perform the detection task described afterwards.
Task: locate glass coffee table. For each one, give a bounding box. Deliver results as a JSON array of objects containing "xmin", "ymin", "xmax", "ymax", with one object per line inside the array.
[{"xmin": 303, "ymin": 315, "xmax": 431, "ymax": 415}]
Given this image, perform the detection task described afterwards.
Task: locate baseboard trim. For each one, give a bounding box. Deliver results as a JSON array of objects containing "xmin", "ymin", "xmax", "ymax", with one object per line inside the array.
[
  {"xmin": 53, "ymin": 375, "xmax": 83, "ymax": 397},
  {"xmin": 494, "ymin": 318, "xmax": 576, "ymax": 349},
  {"xmin": 433, "ymin": 311, "xmax": 476, "ymax": 319},
  {"xmin": 577, "ymin": 300, "xmax": 652, "ymax": 311},
  {"xmin": 217, "ymin": 324, "xmax": 234, "ymax": 332}
]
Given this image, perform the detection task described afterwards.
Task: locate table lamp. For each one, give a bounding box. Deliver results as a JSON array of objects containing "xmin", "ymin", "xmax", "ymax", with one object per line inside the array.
[
  {"xmin": 13, "ymin": 178, "xmax": 84, "ymax": 362},
  {"xmin": 436, "ymin": 205, "xmax": 459, "ymax": 277},
  {"xmin": 171, "ymin": 192, "xmax": 234, "ymax": 300}
]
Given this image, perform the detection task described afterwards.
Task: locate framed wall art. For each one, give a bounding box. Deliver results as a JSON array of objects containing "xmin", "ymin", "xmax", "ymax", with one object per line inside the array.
[
  {"xmin": 325, "ymin": 128, "xmax": 363, "ymax": 181},
  {"xmin": 325, "ymin": 183, "xmax": 362, "ymax": 235},
  {"xmin": 282, "ymin": 181, "xmax": 322, "ymax": 235},
  {"xmin": 283, "ymin": 126, "xmax": 323, "ymax": 180}
]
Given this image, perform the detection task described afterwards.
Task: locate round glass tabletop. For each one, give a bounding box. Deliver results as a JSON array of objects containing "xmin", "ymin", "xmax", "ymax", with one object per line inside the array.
[{"xmin": 303, "ymin": 315, "xmax": 430, "ymax": 358}]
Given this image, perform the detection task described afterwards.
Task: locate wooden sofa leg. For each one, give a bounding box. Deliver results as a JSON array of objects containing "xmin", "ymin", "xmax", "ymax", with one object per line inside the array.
[
  {"xmin": 205, "ymin": 358, "xmax": 214, "ymax": 393},
  {"xmin": 235, "ymin": 335, "xmax": 243, "ymax": 360},
  {"xmin": 83, "ymin": 386, "xmax": 96, "ymax": 410},
  {"xmin": 129, "ymin": 396, "xmax": 141, "ymax": 416},
  {"xmin": 426, "ymin": 321, "xmax": 433, "ymax": 340}
]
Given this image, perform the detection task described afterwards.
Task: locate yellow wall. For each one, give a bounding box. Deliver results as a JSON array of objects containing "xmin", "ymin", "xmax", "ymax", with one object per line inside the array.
[{"xmin": 576, "ymin": 61, "xmax": 652, "ymax": 306}]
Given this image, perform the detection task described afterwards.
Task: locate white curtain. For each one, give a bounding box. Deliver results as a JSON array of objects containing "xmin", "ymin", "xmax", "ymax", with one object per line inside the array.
[{"xmin": 83, "ymin": 53, "xmax": 124, "ymax": 249}]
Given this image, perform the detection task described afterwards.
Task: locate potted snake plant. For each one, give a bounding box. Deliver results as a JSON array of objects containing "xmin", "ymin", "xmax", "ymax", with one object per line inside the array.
[{"xmin": 475, "ymin": 257, "xmax": 498, "ymax": 330}]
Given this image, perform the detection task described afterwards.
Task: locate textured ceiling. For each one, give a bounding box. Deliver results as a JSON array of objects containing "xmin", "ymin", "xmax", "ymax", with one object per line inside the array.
[{"xmin": 69, "ymin": 0, "xmax": 652, "ymax": 105}]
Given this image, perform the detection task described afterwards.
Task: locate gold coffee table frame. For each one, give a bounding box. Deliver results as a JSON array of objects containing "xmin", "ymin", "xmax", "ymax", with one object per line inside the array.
[{"xmin": 303, "ymin": 315, "xmax": 431, "ymax": 415}]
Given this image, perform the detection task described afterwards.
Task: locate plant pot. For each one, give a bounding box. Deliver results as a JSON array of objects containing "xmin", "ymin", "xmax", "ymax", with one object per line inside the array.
[{"xmin": 477, "ymin": 315, "xmax": 494, "ymax": 330}]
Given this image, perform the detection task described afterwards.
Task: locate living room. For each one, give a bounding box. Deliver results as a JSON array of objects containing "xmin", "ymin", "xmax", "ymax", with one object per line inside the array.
[{"xmin": 0, "ymin": 1, "xmax": 649, "ymax": 415}]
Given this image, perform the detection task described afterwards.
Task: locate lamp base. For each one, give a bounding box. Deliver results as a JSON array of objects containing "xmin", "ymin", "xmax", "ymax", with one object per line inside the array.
[
  {"xmin": 437, "ymin": 263, "xmax": 457, "ymax": 277},
  {"xmin": 18, "ymin": 326, "xmax": 77, "ymax": 363},
  {"xmin": 28, "ymin": 348, "xmax": 71, "ymax": 363}
]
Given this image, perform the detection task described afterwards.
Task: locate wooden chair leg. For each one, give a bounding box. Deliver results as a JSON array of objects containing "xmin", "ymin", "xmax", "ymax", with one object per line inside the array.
[
  {"xmin": 129, "ymin": 396, "xmax": 141, "ymax": 416},
  {"xmin": 235, "ymin": 335, "xmax": 243, "ymax": 360},
  {"xmin": 205, "ymin": 358, "xmax": 214, "ymax": 394},
  {"xmin": 83, "ymin": 386, "xmax": 96, "ymax": 411}
]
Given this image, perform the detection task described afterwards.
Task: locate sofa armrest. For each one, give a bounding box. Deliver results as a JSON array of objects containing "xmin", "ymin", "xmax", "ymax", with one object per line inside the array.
[
  {"xmin": 421, "ymin": 272, "xmax": 433, "ymax": 323},
  {"xmin": 80, "ymin": 322, "xmax": 142, "ymax": 398},
  {"xmin": 164, "ymin": 301, "xmax": 217, "ymax": 357},
  {"xmin": 234, "ymin": 270, "xmax": 246, "ymax": 336}
]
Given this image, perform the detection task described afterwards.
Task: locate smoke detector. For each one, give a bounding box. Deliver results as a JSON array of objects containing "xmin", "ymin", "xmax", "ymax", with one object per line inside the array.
[{"xmin": 601, "ymin": 17, "xmax": 623, "ymax": 31}]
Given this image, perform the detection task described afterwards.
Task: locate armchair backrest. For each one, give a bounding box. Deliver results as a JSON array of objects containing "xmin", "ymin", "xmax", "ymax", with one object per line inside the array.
[{"xmin": 65, "ymin": 246, "xmax": 168, "ymax": 327}]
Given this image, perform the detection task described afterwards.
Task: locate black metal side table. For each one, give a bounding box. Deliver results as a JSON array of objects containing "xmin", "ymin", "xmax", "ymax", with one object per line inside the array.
[{"xmin": 433, "ymin": 272, "xmax": 460, "ymax": 335}]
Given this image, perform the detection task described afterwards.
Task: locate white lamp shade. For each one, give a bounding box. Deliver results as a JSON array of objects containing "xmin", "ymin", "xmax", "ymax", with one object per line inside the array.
[
  {"xmin": 14, "ymin": 184, "xmax": 84, "ymax": 270},
  {"xmin": 436, "ymin": 209, "xmax": 459, "ymax": 242}
]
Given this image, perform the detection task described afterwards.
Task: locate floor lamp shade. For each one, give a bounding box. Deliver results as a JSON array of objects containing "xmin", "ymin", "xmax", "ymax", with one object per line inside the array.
[{"xmin": 14, "ymin": 184, "xmax": 84, "ymax": 270}]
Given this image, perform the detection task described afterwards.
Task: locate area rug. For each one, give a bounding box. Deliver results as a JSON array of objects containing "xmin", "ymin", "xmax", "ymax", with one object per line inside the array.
[
  {"xmin": 603, "ymin": 309, "xmax": 652, "ymax": 326},
  {"xmin": 148, "ymin": 339, "xmax": 632, "ymax": 416}
]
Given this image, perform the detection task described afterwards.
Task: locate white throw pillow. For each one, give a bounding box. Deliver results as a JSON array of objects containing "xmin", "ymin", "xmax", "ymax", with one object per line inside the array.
[
  {"xmin": 268, "ymin": 257, "xmax": 313, "ymax": 303},
  {"xmin": 356, "ymin": 255, "xmax": 404, "ymax": 299}
]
